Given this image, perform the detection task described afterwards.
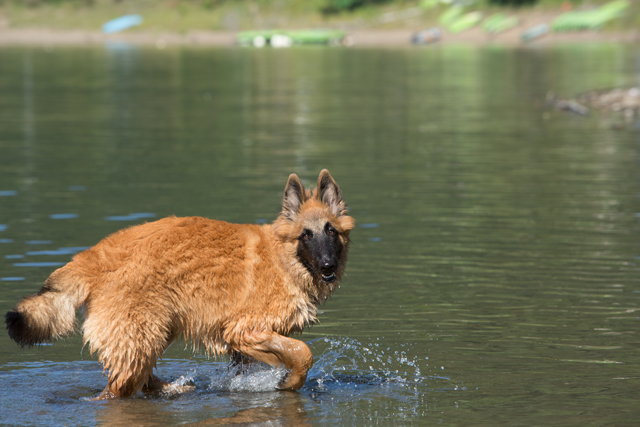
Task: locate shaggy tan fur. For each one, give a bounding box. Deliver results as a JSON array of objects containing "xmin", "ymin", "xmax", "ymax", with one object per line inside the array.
[{"xmin": 5, "ymin": 170, "xmax": 354, "ymax": 399}]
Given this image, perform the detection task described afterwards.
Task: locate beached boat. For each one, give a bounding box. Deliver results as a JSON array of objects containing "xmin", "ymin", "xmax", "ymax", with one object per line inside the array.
[{"xmin": 237, "ymin": 29, "xmax": 347, "ymax": 47}]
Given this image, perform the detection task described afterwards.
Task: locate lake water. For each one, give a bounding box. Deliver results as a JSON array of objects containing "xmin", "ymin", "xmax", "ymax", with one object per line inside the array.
[{"xmin": 1, "ymin": 43, "xmax": 639, "ymax": 426}]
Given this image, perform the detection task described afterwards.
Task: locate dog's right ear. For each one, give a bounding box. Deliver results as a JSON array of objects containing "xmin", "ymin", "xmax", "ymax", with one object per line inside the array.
[{"xmin": 282, "ymin": 174, "xmax": 306, "ymax": 220}]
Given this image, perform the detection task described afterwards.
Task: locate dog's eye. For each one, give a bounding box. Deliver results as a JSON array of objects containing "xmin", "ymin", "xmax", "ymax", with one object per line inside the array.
[
  {"xmin": 301, "ymin": 230, "xmax": 313, "ymax": 241},
  {"xmin": 325, "ymin": 223, "xmax": 337, "ymax": 236}
]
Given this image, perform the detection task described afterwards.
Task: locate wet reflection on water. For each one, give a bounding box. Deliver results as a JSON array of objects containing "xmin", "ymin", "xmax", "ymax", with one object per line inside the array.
[{"xmin": 0, "ymin": 44, "xmax": 639, "ymax": 425}]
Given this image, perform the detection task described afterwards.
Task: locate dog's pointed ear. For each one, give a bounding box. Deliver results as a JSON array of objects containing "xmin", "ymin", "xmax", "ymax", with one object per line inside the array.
[
  {"xmin": 317, "ymin": 169, "xmax": 345, "ymax": 216},
  {"xmin": 282, "ymin": 173, "xmax": 306, "ymax": 220}
]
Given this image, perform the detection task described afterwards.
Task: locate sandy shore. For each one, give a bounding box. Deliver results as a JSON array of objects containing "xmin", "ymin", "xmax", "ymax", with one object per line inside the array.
[{"xmin": 1, "ymin": 25, "xmax": 638, "ymax": 48}]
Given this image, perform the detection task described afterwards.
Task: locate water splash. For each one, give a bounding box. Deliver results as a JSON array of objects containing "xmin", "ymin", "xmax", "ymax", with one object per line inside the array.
[
  {"xmin": 199, "ymin": 336, "xmax": 447, "ymax": 395},
  {"xmin": 172, "ymin": 370, "xmax": 197, "ymax": 388},
  {"xmin": 208, "ymin": 362, "xmax": 287, "ymax": 393},
  {"xmin": 306, "ymin": 336, "xmax": 432, "ymax": 390},
  {"xmin": 297, "ymin": 336, "xmax": 462, "ymax": 424}
]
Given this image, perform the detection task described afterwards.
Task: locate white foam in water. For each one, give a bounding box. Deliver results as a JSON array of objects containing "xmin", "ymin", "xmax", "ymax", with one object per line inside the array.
[
  {"xmin": 172, "ymin": 370, "xmax": 197, "ymax": 388},
  {"xmin": 208, "ymin": 362, "xmax": 287, "ymax": 392}
]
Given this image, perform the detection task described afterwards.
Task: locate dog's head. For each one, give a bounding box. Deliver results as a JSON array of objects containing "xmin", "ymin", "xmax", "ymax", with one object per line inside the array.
[{"xmin": 274, "ymin": 170, "xmax": 355, "ymax": 290}]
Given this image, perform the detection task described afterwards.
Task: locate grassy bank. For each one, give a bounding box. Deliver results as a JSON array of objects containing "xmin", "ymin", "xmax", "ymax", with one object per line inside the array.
[{"xmin": 0, "ymin": 0, "xmax": 638, "ymax": 33}]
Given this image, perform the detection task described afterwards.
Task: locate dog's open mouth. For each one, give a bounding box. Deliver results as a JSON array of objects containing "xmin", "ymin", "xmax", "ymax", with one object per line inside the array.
[{"xmin": 321, "ymin": 272, "xmax": 337, "ymax": 284}]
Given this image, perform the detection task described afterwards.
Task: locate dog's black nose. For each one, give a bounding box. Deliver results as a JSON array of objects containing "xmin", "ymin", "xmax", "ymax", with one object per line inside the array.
[{"xmin": 321, "ymin": 259, "xmax": 336, "ymax": 274}]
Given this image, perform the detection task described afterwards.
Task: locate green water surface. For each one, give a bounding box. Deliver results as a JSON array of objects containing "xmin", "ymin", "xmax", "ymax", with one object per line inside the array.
[{"xmin": 0, "ymin": 44, "xmax": 639, "ymax": 426}]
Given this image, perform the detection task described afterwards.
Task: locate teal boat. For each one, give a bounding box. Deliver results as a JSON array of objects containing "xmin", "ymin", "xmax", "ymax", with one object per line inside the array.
[
  {"xmin": 521, "ymin": 23, "xmax": 549, "ymax": 42},
  {"xmin": 237, "ymin": 29, "xmax": 347, "ymax": 46}
]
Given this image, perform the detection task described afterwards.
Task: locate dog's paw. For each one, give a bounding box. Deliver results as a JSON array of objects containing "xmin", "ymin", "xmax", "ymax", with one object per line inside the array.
[{"xmin": 143, "ymin": 375, "xmax": 196, "ymax": 396}]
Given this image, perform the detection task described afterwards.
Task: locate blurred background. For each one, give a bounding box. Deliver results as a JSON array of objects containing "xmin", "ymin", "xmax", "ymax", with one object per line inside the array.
[{"xmin": 0, "ymin": 0, "xmax": 638, "ymax": 45}]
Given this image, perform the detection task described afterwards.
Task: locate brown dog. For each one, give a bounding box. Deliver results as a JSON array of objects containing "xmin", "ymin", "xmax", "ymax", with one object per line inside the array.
[{"xmin": 5, "ymin": 169, "xmax": 354, "ymax": 399}]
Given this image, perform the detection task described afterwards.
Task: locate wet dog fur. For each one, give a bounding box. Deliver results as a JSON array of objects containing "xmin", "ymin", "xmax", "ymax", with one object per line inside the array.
[{"xmin": 5, "ymin": 169, "xmax": 354, "ymax": 399}]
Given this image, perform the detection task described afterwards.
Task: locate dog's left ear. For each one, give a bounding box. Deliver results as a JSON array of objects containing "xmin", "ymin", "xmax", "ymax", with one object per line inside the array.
[
  {"xmin": 317, "ymin": 169, "xmax": 346, "ymax": 217},
  {"xmin": 282, "ymin": 173, "xmax": 306, "ymax": 220}
]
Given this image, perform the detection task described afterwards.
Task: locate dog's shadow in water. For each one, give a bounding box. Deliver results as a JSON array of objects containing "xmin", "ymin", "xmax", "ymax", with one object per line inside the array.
[
  {"xmin": 92, "ymin": 389, "xmax": 311, "ymax": 427},
  {"xmin": 183, "ymin": 392, "xmax": 311, "ymax": 426}
]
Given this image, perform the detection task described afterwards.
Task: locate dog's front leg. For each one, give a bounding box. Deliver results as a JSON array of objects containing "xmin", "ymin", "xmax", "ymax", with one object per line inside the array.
[{"xmin": 231, "ymin": 331, "xmax": 313, "ymax": 390}]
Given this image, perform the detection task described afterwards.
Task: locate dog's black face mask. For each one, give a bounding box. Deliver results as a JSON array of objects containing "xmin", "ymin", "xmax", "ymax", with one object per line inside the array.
[{"xmin": 297, "ymin": 222, "xmax": 343, "ymax": 284}]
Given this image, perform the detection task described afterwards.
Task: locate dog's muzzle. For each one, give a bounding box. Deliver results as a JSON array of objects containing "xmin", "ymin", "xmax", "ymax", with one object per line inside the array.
[{"xmin": 321, "ymin": 272, "xmax": 337, "ymax": 284}]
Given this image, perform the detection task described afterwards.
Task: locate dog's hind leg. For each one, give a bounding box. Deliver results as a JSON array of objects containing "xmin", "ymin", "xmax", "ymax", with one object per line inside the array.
[
  {"xmin": 138, "ymin": 337, "xmax": 195, "ymax": 395},
  {"xmin": 142, "ymin": 375, "xmax": 196, "ymax": 395},
  {"xmin": 229, "ymin": 331, "xmax": 313, "ymax": 390},
  {"xmin": 94, "ymin": 373, "xmax": 195, "ymax": 399},
  {"xmin": 142, "ymin": 375, "xmax": 173, "ymax": 393},
  {"xmin": 92, "ymin": 356, "xmax": 170, "ymax": 399},
  {"xmin": 83, "ymin": 300, "xmax": 177, "ymax": 399}
]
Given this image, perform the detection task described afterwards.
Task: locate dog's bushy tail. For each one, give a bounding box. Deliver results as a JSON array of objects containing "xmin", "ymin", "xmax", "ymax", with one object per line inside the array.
[{"xmin": 5, "ymin": 267, "xmax": 87, "ymax": 346}]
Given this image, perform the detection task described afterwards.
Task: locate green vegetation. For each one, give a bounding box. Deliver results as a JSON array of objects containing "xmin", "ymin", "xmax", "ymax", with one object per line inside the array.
[
  {"xmin": 0, "ymin": 0, "xmax": 638, "ymax": 32},
  {"xmin": 487, "ymin": 0, "xmax": 537, "ymax": 5},
  {"xmin": 553, "ymin": 0, "xmax": 630, "ymax": 31}
]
